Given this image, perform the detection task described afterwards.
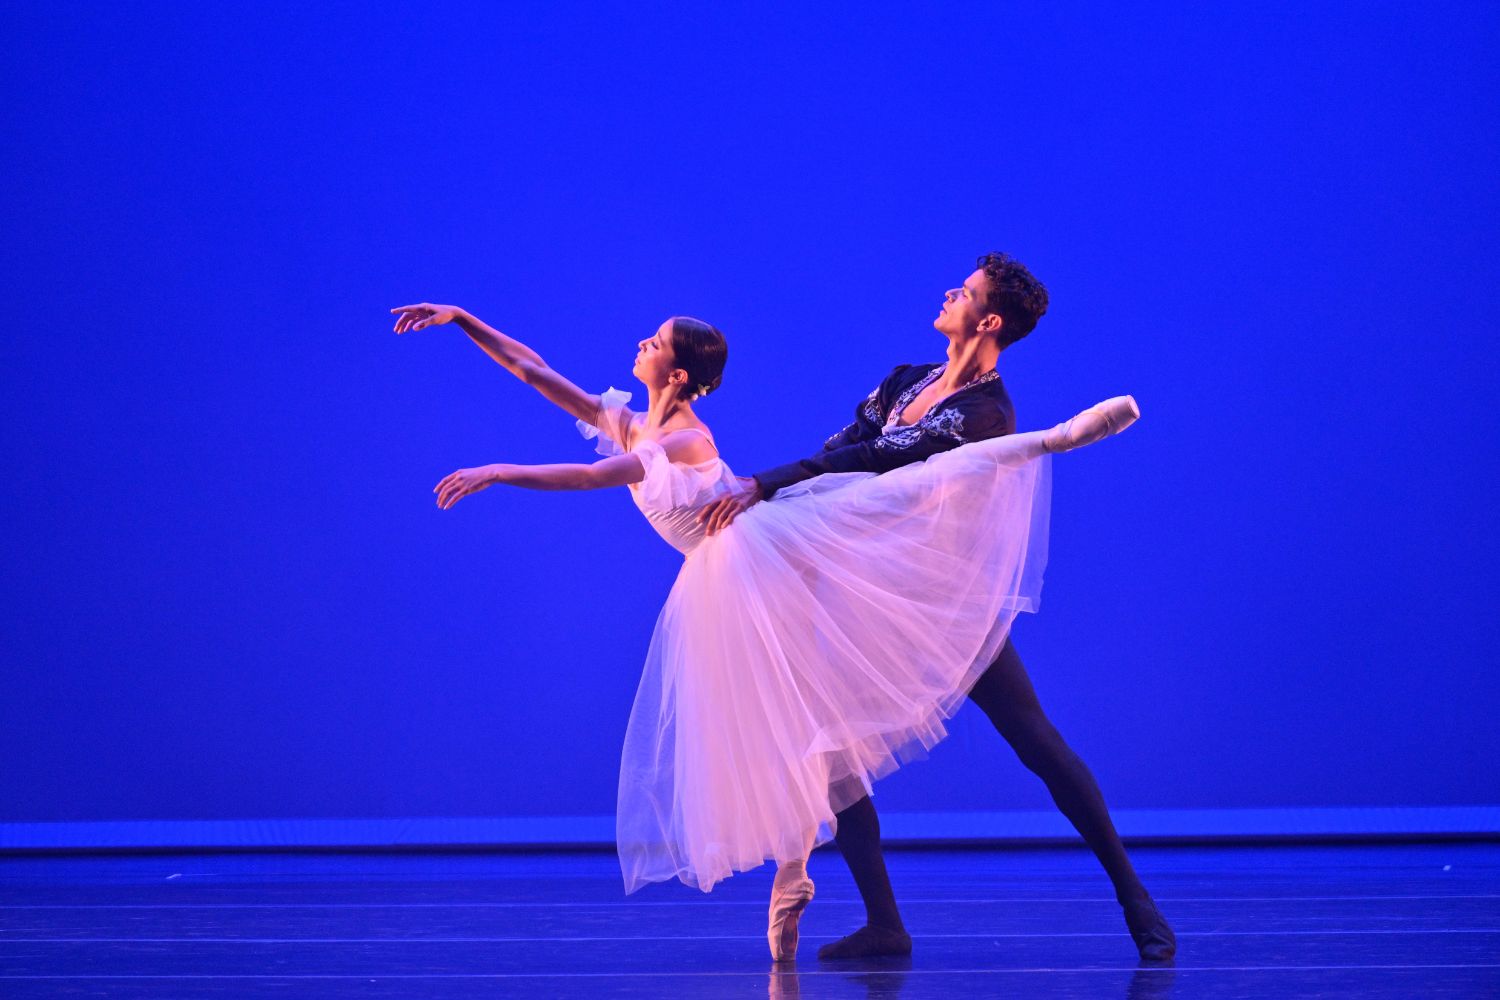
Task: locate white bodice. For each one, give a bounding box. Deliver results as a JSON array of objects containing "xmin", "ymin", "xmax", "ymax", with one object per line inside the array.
[
  {"xmin": 577, "ymin": 387, "xmax": 748, "ymax": 556},
  {"xmin": 627, "ymin": 455, "xmax": 745, "ymax": 555}
]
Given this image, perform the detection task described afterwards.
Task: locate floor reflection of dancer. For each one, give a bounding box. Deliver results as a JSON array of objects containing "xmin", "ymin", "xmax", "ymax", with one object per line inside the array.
[
  {"xmin": 695, "ymin": 253, "xmax": 1176, "ymax": 963},
  {"xmin": 391, "ymin": 269, "xmax": 1148, "ymax": 963}
]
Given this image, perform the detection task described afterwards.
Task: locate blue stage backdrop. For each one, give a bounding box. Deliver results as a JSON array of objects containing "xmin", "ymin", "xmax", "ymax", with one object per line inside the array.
[{"xmin": 3, "ymin": 4, "xmax": 1497, "ymax": 849}]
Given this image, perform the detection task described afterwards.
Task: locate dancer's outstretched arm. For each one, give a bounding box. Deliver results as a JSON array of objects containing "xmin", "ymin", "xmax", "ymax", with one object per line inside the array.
[
  {"xmin": 432, "ymin": 431, "xmax": 705, "ymax": 509},
  {"xmin": 435, "ymin": 456, "xmax": 643, "ymax": 508},
  {"xmin": 391, "ymin": 302, "xmax": 603, "ymax": 427}
]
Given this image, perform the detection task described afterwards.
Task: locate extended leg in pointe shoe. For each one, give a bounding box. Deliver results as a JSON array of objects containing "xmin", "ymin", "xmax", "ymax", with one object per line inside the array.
[
  {"xmin": 768, "ymin": 861, "xmax": 816, "ymax": 962},
  {"xmin": 1042, "ymin": 395, "xmax": 1141, "ymax": 454}
]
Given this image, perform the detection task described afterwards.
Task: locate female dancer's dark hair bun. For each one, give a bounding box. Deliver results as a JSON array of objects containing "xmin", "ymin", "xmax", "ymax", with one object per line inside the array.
[{"xmin": 669, "ymin": 316, "xmax": 728, "ymax": 402}]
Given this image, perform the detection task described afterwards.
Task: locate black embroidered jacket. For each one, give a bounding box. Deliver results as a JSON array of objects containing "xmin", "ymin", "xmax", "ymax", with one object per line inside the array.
[{"xmin": 750, "ymin": 361, "xmax": 1017, "ymax": 499}]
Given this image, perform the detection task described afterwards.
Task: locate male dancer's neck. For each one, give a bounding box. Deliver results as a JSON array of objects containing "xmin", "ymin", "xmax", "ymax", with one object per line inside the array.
[{"xmin": 942, "ymin": 334, "xmax": 1002, "ymax": 389}]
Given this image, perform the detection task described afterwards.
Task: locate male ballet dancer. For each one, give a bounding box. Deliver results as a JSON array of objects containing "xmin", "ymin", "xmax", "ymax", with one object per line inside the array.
[{"xmin": 695, "ymin": 252, "xmax": 1177, "ymax": 963}]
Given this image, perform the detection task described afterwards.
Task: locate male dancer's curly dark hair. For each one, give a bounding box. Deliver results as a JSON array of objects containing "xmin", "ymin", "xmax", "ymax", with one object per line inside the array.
[
  {"xmin": 977, "ymin": 252, "xmax": 1049, "ymax": 349},
  {"xmin": 669, "ymin": 316, "xmax": 728, "ymax": 401}
]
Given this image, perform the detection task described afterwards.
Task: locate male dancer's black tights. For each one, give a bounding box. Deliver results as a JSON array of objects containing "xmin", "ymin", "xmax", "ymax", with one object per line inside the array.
[{"xmin": 832, "ymin": 637, "xmax": 1147, "ymax": 935}]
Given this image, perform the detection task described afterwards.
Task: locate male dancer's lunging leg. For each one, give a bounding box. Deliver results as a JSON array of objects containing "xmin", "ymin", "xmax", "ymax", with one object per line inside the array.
[{"xmin": 819, "ymin": 637, "xmax": 1176, "ymax": 961}]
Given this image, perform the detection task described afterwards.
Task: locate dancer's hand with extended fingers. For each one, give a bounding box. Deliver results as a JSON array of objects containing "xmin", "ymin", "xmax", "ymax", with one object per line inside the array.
[
  {"xmin": 435, "ymin": 465, "xmax": 503, "ymax": 510},
  {"xmin": 392, "ymin": 303, "xmax": 465, "ymax": 334},
  {"xmin": 697, "ymin": 476, "xmax": 763, "ymax": 535}
]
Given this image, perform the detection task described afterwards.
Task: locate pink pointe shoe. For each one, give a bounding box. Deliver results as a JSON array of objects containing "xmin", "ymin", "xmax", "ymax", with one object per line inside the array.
[
  {"xmin": 1042, "ymin": 395, "xmax": 1141, "ymax": 454},
  {"xmin": 768, "ymin": 871, "xmax": 816, "ymax": 962}
]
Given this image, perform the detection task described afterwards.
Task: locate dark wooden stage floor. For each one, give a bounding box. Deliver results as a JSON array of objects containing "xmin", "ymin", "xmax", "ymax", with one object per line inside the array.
[{"xmin": 1, "ymin": 842, "xmax": 1496, "ymax": 998}]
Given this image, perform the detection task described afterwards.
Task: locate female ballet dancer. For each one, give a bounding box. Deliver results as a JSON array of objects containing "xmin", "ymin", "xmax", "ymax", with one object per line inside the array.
[{"xmin": 392, "ymin": 302, "xmax": 1139, "ymax": 962}]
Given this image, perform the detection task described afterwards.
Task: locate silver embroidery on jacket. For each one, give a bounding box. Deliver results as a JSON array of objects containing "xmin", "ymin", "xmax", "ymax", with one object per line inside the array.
[
  {"xmin": 923, "ymin": 407, "xmax": 967, "ymax": 441},
  {"xmin": 882, "ymin": 364, "xmax": 947, "ymax": 434},
  {"xmin": 825, "ymin": 422, "xmax": 859, "ymax": 448},
  {"xmin": 870, "ymin": 362, "xmax": 998, "ymax": 451},
  {"xmin": 873, "ymin": 425, "xmax": 925, "ymax": 451}
]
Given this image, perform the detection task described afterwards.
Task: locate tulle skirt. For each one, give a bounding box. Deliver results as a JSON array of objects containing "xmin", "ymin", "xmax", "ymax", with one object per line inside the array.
[{"xmin": 617, "ymin": 431, "xmax": 1053, "ymax": 893}]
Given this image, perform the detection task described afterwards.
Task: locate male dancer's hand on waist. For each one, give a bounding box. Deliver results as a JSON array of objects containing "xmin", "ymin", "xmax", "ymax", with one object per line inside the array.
[{"xmin": 699, "ymin": 477, "xmax": 763, "ymax": 535}]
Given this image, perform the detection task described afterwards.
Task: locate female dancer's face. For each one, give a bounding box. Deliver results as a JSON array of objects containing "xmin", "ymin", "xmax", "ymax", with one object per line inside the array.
[{"xmin": 633, "ymin": 320, "xmax": 685, "ymax": 394}]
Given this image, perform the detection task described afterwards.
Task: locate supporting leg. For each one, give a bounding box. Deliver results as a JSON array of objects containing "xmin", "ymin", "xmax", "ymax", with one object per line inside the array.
[
  {"xmin": 768, "ymin": 826, "xmax": 819, "ymax": 962},
  {"xmin": 816, "ymin": 796, "xmax": 914, "ymax": 959}
]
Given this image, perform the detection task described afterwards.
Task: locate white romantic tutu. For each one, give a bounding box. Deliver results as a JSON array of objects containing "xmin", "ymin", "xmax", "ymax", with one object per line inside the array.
[{"xmin": 578, "ymin": 388, "xmax": 1052, "ymax": 894}]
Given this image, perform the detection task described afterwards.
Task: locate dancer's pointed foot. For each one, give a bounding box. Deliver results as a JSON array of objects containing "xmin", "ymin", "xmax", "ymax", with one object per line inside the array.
[
  {"xmin": 768, "ymin": 871, "xmax": 815, "ymax": 962},
  {"xmin": 1121, "ymin": 893, "xmax": 1176, "ymax": 962},
  {"xmin": 1042, "ymin": 395, "xmax": 1141, "ymax": 454},
  {"xmin": 816, "ymin": 924, "xmax": 913, "ymax": 960}
]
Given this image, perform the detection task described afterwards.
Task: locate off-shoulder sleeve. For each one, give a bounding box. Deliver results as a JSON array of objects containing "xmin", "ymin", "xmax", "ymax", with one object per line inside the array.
[
  {"xmin": 630, "ymin": 437, "xmax": 714, "ymax": 511},
  {"xmin": 576, "ymin": 386, "xmax": 635, "ymax": 457}
]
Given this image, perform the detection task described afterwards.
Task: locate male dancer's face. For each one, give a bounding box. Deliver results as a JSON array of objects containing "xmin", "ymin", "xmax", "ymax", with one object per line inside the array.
[{"xmin": 934, "ymin": 269, "xmax": 1001, "ymax": 341}]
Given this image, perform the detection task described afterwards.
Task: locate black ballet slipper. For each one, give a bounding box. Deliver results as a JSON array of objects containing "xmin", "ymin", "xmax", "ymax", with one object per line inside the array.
[
  {"xmin": 816, "ymin": 924, "xmax": 913, "ymax": 960},
  {"xmin": 1121, "ymin": 894, "xmax": 1177, "ymax": 962}
]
